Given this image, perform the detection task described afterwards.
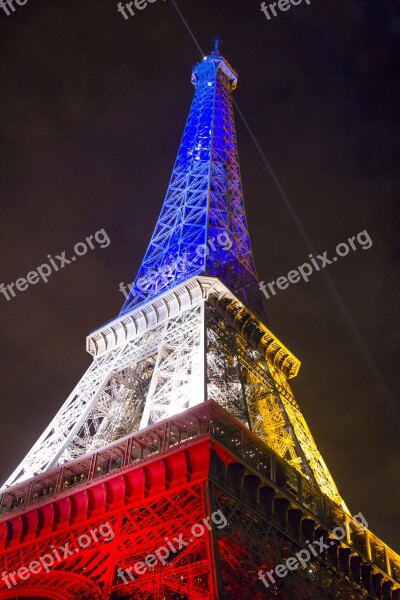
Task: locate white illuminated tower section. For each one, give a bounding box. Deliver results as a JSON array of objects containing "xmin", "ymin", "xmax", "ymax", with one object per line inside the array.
[{"xmin": 2, "ymin": 45, "xmax": 345, "ymax": 510}]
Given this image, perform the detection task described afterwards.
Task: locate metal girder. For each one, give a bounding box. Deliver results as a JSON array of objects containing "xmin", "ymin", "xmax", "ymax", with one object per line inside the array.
[
  {"xmin": 2, "ymin": 285, "xmax": 343, "ymax": 512},
  {"xmin": 1, "ymin": 430, "xmax": 398, "ymax": 599}
]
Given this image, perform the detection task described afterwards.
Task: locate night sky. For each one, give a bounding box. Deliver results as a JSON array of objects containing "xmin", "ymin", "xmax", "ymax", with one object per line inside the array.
[{"xmin": 0, "ymin": 0, "xmax": 399, "ymax": 551}]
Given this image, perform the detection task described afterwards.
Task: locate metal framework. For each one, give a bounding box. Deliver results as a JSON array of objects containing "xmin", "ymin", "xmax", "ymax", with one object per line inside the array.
[
  {"xmin": 120, "ymin": 50, "xmax": 263, "ymax": 319},
  {"xmin": 2, "ymin": 276, "xmax": 344, "ymax": 508},
  {"xmin": 0, "ymin": 403, "xmax": 399, "ymax": 599},
  {"xmin": 1, "ymin": 46, "xmax": 399, "ymax": 599}
]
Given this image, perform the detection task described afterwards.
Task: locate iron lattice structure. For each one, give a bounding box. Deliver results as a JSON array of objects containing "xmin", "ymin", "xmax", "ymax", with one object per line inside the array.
[
  {"xmin": 120, "ymin": 50, "xmax": 263, "ymax": 319},
  {"xmin": 1, "ymin": 48, "xmax": 399, "ymax": 599},
  {"xmin": 0, "ymin": 403, "xmax": 399, "ymax": 599}
]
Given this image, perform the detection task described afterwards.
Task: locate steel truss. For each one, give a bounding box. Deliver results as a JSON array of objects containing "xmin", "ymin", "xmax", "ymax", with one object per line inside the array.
[
  {"xmin": 2, "ymin": 304, "xmax": 203, "ymax": 486},
  {"xmin": 3, "ymin": 277, "xmax": 344, "ymax": 510},
  {"xmin": 120, "ymin": 51, "xmax": 263, "ymax": 319},
  {"xmin": 0, "ymin": 404, "xmax": 398, "ymax": 599}
]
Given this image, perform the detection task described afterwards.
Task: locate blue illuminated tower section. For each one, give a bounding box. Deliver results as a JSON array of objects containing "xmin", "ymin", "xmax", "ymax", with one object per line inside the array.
[{"xmin": 121, "ymin": 47, "xmax": 264, "ymax": 319}]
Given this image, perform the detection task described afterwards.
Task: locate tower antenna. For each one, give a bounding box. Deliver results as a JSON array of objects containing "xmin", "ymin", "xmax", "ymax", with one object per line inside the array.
[{"xmin": 212, "ymin": 34, "xmax": 223, "ymax": 54}]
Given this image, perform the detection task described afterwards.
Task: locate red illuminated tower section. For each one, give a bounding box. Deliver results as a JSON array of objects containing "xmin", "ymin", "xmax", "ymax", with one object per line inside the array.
[{"xmin": 0, "ymin": 47, "xmax": 399, "ymax": 599}]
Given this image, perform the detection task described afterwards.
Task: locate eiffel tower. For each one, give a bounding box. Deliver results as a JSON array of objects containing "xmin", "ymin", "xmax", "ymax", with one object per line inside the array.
[{"xmin": 0, "ymin": 44, "xmax": 399, "ymax": 600}]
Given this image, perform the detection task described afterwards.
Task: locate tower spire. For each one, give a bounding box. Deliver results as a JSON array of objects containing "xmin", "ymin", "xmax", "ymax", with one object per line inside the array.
[
  {"xmin": 120, "ymin": 50, "xmax": 264, "ymax": 319},
  {"xmin": 212, "ymin": 35, "xmax": 222, "ymax": 54}
]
